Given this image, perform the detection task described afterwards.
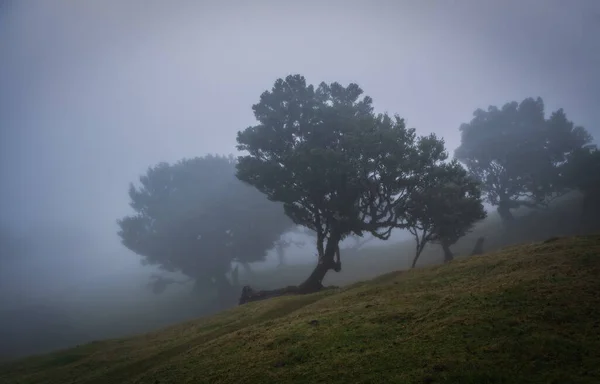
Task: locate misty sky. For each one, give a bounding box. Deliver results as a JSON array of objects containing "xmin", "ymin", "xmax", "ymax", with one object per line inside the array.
[{"xmin": 1, "ymin": 1, "xmax": 599, "ymax": 275}]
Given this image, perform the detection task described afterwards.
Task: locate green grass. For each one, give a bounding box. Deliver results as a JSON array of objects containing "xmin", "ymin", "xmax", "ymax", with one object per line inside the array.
[{"xmin": 2, "ymin": 234, "xmax": 599, "ymax": 384}]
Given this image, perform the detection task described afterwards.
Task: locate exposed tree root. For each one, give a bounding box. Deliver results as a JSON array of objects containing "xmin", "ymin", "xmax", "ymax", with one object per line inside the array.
[{"xmin": 238, "ymin": 284, "xmax": 339, "ymax": 305}]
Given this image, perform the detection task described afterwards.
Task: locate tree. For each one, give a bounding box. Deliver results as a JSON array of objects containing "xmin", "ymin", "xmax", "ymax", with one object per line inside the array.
[
  {"xmin": 235, "ymin": 74, "xmax": 450, "ymax": 292},
  {"xmin": 294, "ymin": 226, "xmax": 371, "ymax": 258},
  {"xmin": 455, "ymin": 97, "xmax": 593, "ymax": 225},
  {"xmin": 404, "ymin": 159, "xmax": 487, "ymax": 268},
  {"xmin": 559, "ymin": 146, "xmax": 600, "ymax": 231},
  {"xmin": 117, "ymin": 154, "xmax": 294, "ymax": 304}
]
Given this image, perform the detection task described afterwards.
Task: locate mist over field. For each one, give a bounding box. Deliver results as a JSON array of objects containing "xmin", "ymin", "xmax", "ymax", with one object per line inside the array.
[{"xmin": 1, "ymin": 0, "xmax": 599, "ymax": 360}]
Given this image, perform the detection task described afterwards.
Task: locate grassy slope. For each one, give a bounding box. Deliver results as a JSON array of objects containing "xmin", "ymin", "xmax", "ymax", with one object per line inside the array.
[
  {"xmin": 1, "ymin": 194, "xmax": 584, "ymax": 363},
  {"xmin": 2, "ymin": 234, "xmax": 599, "ymax": 384}
]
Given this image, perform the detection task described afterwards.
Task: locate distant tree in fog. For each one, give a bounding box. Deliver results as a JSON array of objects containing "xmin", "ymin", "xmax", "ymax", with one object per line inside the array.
[
  {"xmin": 403, "ymin": 160, "xmax": 487, "ymax": 268},
  {"xmin": 117, "ymin": 155, "xmax": 294, "ymax": 304},
  {"xmin": 235, "ymin": 74, "xmax": 453, "ymax": 293},
  {"xmin": 274, "ymin": 237, "xmax": 305, "ymax": 267},
  {"xmin": 559, "ymin": 146, "xmax": 600, "ymax": 231},
  {"xmin": 455, "ymin": 97, "xmax": 593, "ymax": 225}
]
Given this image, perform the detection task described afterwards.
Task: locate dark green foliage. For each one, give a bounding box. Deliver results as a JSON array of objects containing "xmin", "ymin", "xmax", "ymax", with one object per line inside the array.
[
  {"xmin": 455, "ymin": 97, "xmax": 593, "ymax": 224},
  {"xmin": 560, "ymin": 147, "xmax": 600, "ymax": 194},
  {"xmin": 559, "ymin": 147, "xmax": 600, "ymax": 231},
  {"xmin": 404, "ymin": 159, "xmax": 487, "ymax": 267},
  {"xmin": 117, "ymin": 154, "xmax": 294, "ymax": 298},
  {"xmin": 235, "ymin": 75, "xmax": 452, "ymax": 289}
]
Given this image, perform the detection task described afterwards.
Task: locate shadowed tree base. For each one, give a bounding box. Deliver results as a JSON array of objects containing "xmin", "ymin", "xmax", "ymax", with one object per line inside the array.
[
  {"xmin": 297, "ymin": 257, "xmax": 340, "ymax": 293},
  {"xmin": 238, "ymin": 256, "xmax": 341, "ymax": 304},
  {"xmin": 238, "ymin": 284, "xmax": 339, "ymax": 305},
  {"xmin": 238, "ymin": 285, "xmax": 300, "ymax": 305},
  {"xmin": 442, "ymin": 242, "xmax": 454, "ymax": 263},
  {"xmin": 470, "ymin": 237, "xmax": 485, "ymax": 256}
]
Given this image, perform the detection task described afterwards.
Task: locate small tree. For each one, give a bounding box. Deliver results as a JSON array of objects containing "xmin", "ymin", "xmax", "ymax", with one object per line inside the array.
[
  {"xmin": 117, "ymin": 155, "xmax": 294, "ymax": 302},
  {"xmin": 455, "ymin": 97, "xmax": 592, "ymax": 225},
  {"xmin": 560, "ymin": 146, "xmax": 600, "ymax": 231},
  {"xmin": 404, "ymin": 159, "xmax": 487, "ymax": 268},
  {"xmin": 236, "ymin": 75, "xmax": 449, "ymax": 292}
]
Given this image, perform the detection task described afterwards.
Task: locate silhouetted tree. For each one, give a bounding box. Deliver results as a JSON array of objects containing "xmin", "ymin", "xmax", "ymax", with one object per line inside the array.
[
  {"xmin": 236, "ymin": 75, "xmax": 450, "ymax": 292},
  {"xmin": 117, "ymin": 155, "xmax": 294, "ymax": 304},
  {"xmin": 560, "ymin": 146, "xmax": 600, "ymax": 231},
  {"xmin": 404, "ymin": 160, "xmax": 487, "ymax": 268},
  {"xmin": 455, "ymin": 97, "xmax": 592, "ymax": 225}
]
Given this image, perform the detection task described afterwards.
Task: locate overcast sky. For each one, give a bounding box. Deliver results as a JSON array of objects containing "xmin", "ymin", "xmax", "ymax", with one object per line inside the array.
[{"xmin": 1, "ymin": 0, "xmax": 599, "ymax": 275}]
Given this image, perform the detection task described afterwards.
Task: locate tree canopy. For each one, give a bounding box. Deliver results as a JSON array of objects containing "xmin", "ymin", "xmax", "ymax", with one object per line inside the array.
[
  {"xmin": 561, "ymin": 147, "xmax": 600, "ymax": 195},
  {"xmin": 559, "ymin": 146, "xmax": 600, "ymax": 231},
  {"xmin": 235, "ymin": 74, "xmax": 457, "ymax": 291},
  {"xmin": 117, "ymin": 154, "xmax": 294, "ymax": 300},
  {"xmin": 454, "ymin": 97, "xmax": 593, "ymax": 224},
  {"xmin": 404, "ymin": 159, "xmax": 487, "ymax": 267}
]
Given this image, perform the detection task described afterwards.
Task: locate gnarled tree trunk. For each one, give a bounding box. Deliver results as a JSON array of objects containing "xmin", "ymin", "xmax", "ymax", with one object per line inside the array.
[
  {"xmin": 470, "ymin": 237, "xmax": 485, "ymax": 256},
  {"xmin": 410, "ymin": 236, "xmax": 427, "ymax": 269},
  {"xmin": 497, "ymin": 202, "xmax": 514, "ymax": 225},
  {"xmin": 238, "ymin": 231, "xmax": 342, "ymax": 305},
  {"xmin": 441, "ymin": 241, "xmax": 454, "ymax": 263},
  {"xmin": 299, "ymin": 232, "xmax": 341, "ymax": 293}
]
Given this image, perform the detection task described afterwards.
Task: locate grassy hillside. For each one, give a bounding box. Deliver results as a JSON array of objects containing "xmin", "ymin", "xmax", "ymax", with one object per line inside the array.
[
  {"xmin": 2, "ymin": 234, "xmax": 599, "ymax": 384},
  {"xmin": 3, "ymin": 193, "xmax": 592, "ymax": 362}
]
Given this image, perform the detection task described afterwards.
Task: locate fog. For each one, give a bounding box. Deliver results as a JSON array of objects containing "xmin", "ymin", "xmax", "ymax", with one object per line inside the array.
[{"xmin": 1, "ymin": 0, "xmax": 599, "ymax": 359}]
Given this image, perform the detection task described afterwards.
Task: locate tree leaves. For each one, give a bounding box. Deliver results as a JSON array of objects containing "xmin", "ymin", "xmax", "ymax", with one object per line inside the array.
[
  {"xmin": 455, "ymin": 97, "xmax": 594, "ymax": 223},
  {"xmin": 236, "ymin": 75, "xmax": 461, "ymax": 257},
  {"xmin": 117, "ymin": 155, "xmax": 294, "ymax": 293},
  {"xmin": 560, "ymin": 147, "xmax": 600, "ymax": 194}
]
